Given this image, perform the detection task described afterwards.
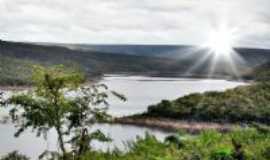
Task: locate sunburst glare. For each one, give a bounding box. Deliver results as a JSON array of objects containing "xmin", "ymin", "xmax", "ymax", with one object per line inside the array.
[
  {"xmin": 183, "ymin": 24, "xmax": 247, "ymax": 79},
  {"xmin": 204, "ymin": 26, "xmax": 237, "ymax": 56}
]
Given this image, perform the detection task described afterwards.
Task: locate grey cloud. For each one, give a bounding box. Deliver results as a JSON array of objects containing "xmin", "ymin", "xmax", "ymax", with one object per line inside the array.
[{"xmin": 0, "ymin": 0, "xmax": 269, "ymax": 48}]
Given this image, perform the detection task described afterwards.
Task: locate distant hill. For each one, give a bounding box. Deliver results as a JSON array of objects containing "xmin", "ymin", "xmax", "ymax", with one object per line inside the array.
[
  {"xmin": 50, "ymin": 44, "xmax": 193, "ymax": 58},
  {"xmin": 0, "ymin": 40, "xmax": 177, "ymax": 73},
  {"xmin": 38, "ymin": 42, "xmax": 270, "ymax": 76},
  {"xmin": 37, "ymin": 43, "xmax": 207, "ymax": 58},
  {"xmin": 39, "ymin": 43, "xmax": 270, "ymax": 63},
  {"xmin": 39, "ymin": 43, "xmax": 270, "ymax": 70},
  {"xmin": 1, "ymin": 40, "xmax": 270, "ymax": 85},
  {"xmin": 0, "ymin": 40, "xmax": 188, "ymax": 85}
]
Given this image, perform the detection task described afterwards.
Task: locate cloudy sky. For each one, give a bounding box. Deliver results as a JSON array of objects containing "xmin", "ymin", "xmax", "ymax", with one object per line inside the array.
[{"xmin": 0, "ymin": 0, "xmax": 269, "ymax": 48}]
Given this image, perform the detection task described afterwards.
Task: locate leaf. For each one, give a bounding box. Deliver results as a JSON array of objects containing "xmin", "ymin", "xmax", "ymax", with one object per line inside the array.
[
  {"xmin": 89, "ymin": 129, "xmax": 112, "ymax": 142},
  {"xmin": 111, "ymin": 91, "xmax": 127, "ymax": 102}
]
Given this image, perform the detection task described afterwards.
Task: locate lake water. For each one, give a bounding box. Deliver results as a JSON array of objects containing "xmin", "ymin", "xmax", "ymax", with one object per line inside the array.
[{"xmin": 0, "ymin": 75, "xmax": 246, "ymax": 159}]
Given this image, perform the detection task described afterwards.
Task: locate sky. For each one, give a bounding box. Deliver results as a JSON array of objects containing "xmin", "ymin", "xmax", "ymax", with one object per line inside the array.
[{"xmin": 0, "ymin": 0, "xmax": 269, "ymax": 48}]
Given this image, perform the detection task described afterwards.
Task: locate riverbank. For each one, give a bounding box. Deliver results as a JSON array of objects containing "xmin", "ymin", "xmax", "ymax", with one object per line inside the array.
[
  {"xmin": 0, "ymin": 78, "xmax": 100, "ymax": 91},
  {"xmin": 113, "ymin": 116, "xmax": 237, "ymax": 133},
  {"xmin": 0, "ymin": 85, "xmax": 31, "ymax": 91},
  {"xmin": 104, "ymin": 72, "xmax": 253, "ymax": 82},
  {"xmin": 0, "ymin": 72, "xmax": 252, "ymax": 90}
]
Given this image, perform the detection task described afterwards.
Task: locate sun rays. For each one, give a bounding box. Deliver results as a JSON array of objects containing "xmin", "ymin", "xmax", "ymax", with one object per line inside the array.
[
  {"xmin": 181, "ymin": 24, "xmax": 246, "ymax": 79},
  {"xmin": 204, "ymin": 26, "xmax": 237, "ymax": 56}
]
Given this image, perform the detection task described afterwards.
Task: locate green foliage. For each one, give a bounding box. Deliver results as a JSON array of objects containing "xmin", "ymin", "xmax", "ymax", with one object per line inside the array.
[
  {"xmin": 262, "ymin": 146, "xmax": 270, "ymax": 159},
  {"xmin": 0, "ymin": 55, "xmax": 86, "ymax": 86},
  {"xmin": 79, "ymin": 129, "xmax": 270, "ymax": 160},
  {"xmin": 0, "ymin": 151, "xmax": 30, "ymax": 160},
  {"xmin": 164, "ymin": 134, "xmax": 184, "ymax": 149},
  {"xmin": 210, "ymin": 148, "xmax": 233, "ymax": 160},
  {"xmin": 3, "ymin": 65, "xmax": 125, "ymax": 158},
  {"xmin": 146, "ymin": 82, "xmax": 270, "ymax": 124},
  {"xmin": 0, "ymin": 56, "xmax": 34, "ymax": 86},
  {"xmin": 31, "ymin": 64, "xmax": 85, "ymax": 90}
]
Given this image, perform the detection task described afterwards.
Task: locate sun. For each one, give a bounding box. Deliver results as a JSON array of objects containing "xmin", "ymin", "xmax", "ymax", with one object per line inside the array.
[{"xmin": 205, "ymin": 27, "xmax": 236, "ymax": 56}]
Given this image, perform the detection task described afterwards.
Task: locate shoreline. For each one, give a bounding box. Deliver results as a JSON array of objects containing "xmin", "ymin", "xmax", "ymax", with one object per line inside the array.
[
  {"xmin": 0, "ymin": 73, "xmax": 252, "ymax": 91},
  {"xmin": 113, "ymin": 117, "xmax": 237, "ymax": 133},
  {"xmin": 0, "ymin": 85, "xmax": 31, "ymax": 91},
  {"xmin": 104, "ymin": 72, "xmax": 253, "ymax": 82},
  {"xmin": 0, "ymin": 79, "xmax": 100, "ymax": 92}
]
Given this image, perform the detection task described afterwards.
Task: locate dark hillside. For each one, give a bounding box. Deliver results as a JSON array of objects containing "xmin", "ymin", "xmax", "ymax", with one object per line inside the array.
[
  {"xmin": 0, "ymin": 41, "xmax": 176, "ymax": 74},
  {"xmin": 1, "ymin": 40, "xmax": 270, "ymax": 85},
  {"xmin": 48, "ymin": 43, "xmax": 270, "ymax": 66}
]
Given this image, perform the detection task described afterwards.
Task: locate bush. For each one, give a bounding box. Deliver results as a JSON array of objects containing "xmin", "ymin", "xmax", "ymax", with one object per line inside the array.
[
  {"xmin": 79, "ymin": 129, "xmax": 270, "ymax": 160},
  {"xmin": 146, "ymin": 82, "xmax": 270, "ymax": 124},
  {"xmin": 262, "ymin": 146, "xmax": 270, "ymax": 159},
  {"xmin": 210, "ymin": 148, "xmax": 233, "ymax": 160},
  {"xmin": 0, "ymin": 151, "xmax": 29, "ymax": 160}
]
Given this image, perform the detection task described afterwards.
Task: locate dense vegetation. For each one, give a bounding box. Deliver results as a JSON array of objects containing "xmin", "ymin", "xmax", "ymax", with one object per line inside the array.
[
  {"xmin": 144, "ymin": 82, "xmax": 270, "ymax": 124},
  {"xmin": 0, "ymin": 55, "xmax": 86, "ymax": 86},
  {"xmin": 0, "ymin": 55, "xmax": 34, "ymax": 85},
  {"xmin": 80, "ymin": 128, "xmax": 270, "ymax": 160},
  {"xmin": 2, "ymin": 128, "xmax": 270, "ymax": 160}
]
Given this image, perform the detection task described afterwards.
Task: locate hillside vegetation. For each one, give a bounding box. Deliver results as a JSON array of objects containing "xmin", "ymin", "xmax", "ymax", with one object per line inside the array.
[
  {"xmin": 0, "ymin": 55, "xmax": 34, "ymax": 85},
  {"xmin": 0, "ymin": 40, "xmax": 176, "ymax": 85},
  {"xmin": 123, "ymin": 59, "xmax": 270, "ymax": 125},
  {"xmin": 2, "ymin": 40, "xmax": 270, "ymax": 86},
  {"xmin": 143, "ymin": 81, "xmax": 270, "ymax": 124}
]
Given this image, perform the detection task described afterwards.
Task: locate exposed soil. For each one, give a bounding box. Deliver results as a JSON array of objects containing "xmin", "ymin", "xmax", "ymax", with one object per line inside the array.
[{"xmin": 113, "ymin": 117, "xmax": 237, "ymax": 134}]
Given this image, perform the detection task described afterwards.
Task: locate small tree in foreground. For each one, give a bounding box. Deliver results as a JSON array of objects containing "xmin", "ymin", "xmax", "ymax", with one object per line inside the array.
[{"xmin": 2, "ymin": 65, "xmax": 126, "ymax": 159}]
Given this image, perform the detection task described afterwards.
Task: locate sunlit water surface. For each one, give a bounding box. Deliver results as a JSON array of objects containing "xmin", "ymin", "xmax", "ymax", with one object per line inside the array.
[{"xmin": 0, "ymin": 75, "xmax": 246, "ymax": 159}]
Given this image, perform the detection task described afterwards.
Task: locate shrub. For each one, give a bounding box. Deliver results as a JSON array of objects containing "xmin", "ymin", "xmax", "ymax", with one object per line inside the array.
[
  {"xmin": 210, "ymin": 148, "xmax": 233, "ymax": 160},
  {"xmin": 0, "ymin": 151, "xmax": 29, "ymax": 160},
  {"xmin": 146, "ymin": 82, "xmax": 270, "ymax": 124}
]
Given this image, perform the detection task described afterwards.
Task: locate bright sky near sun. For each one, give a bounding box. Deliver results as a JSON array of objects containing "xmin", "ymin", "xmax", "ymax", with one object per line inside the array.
[{"xmin": 0, "ymin": 0, "xmax": 269, "ymax": 48}]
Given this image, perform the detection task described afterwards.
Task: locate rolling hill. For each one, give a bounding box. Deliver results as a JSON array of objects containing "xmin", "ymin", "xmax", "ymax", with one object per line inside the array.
[
  {"xmin": 40, "ymin": 42, "xmax": 270, "ymax": 77},
  {"xmin": 43, "ymin": 43, "xmax": 270, "ymax": 63},
  {"xmin": 1, "ymin": 40, "xmax": 270, "ymax": 85},
  {"xmin": 40, "ymin": 42, "xmax": 270, "ymax": 71}
]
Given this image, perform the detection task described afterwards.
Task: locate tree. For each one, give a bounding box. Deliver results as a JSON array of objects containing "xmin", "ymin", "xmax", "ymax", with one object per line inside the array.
[{"xmin": 2, "ymin": 65, "xmax": 126, "ymax": 159}]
